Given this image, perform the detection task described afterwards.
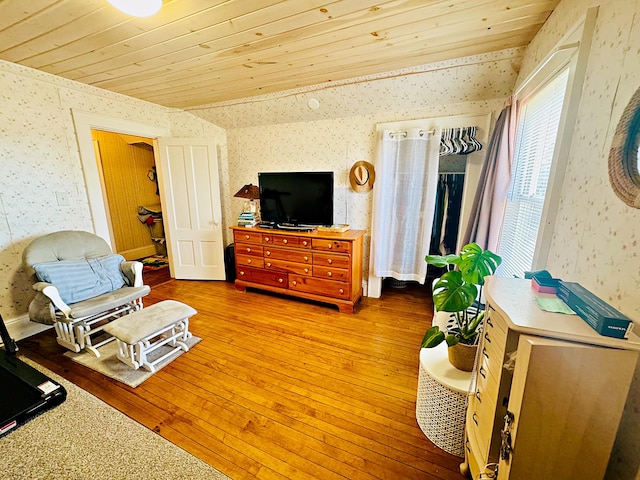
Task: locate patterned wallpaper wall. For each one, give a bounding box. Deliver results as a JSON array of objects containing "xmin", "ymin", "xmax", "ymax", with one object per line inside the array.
[
  {"xmin": 191, "ymin": 50, "xmax": 520, "ymax": 283},
  {"xmin": 516, "ymin": 0, "xmax": 640, "ymax": 478},
  {"xmin": 0, "ymin": 60, "xmax": 227, "ymax": 323}
]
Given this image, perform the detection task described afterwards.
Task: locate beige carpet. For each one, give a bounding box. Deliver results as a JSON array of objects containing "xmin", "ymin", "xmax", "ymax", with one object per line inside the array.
[
  {"xmin": 64, "ymin": 336, "xmax": 201, "ymax": 388},
  {"xmin": 0, "ymin": 358, "xmax": 229, "ymax": 480}
]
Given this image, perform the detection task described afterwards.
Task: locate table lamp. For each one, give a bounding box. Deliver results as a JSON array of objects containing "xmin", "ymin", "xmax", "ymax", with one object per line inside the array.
[{"xmin": 233, "ymin": 184, "xmax": 260, "ymax": 213}]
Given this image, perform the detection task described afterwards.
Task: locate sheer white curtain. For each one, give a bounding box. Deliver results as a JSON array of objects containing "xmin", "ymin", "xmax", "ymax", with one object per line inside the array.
[{"xmin": 371, "ymin": 127, "xmax": 441, "ymax": 283}]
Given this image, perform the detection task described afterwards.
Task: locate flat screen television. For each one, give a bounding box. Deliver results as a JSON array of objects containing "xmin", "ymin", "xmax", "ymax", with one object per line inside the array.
[{"xmin": 258, "ymin": 171, "xmax": 334, "ymax": 227}]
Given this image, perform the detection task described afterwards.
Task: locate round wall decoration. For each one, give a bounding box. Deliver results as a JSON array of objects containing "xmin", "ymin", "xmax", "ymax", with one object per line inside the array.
[{"xmin": 349, "ymin": 160, "xmax": 375, "ymax": 192}]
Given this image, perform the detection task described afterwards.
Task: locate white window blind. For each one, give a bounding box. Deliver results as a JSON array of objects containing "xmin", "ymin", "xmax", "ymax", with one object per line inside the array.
[{"xmin": 497, "ymin": 68, "xmax": 570, "ymax": 278}]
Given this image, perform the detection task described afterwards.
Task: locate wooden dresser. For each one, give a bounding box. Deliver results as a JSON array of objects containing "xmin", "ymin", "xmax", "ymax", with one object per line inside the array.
[
  {"xmin": 464, "ymin": 277, "xmax": 640, "ymax": 479},
  {"xmin": 231, "ymin": 226, "xmax": 365, "ymax": 313}
]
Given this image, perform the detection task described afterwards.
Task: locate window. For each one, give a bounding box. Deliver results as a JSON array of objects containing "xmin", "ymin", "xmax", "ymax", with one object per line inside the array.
[{"xmin": 497, "ymin": 68, "xmax": 570, "ymax": 278}]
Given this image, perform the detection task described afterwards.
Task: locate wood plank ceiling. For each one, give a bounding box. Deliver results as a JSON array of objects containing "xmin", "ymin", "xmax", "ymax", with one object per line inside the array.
[{"xmin": 0, "ymin": 0, "xmax": 559, "ymax": 109}]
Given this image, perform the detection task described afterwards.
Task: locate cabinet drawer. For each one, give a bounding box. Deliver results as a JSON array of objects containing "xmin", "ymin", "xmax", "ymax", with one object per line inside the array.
[
  {"xmin": 311, "ymin": 238, "xmax": 351, "ymax": 253},
  {"xmin": 313, "ymin": 266, "xmax": 350, "ymax": 281},
  {"xmin": 235, "ymin": 243, "xmax": 264, "ymax": 257},
  {"xmin": 236, "ymin": 254, "xmax": 264, "ymax": 268},
  {"xmin": 236, "ymin": 266, "xmax": 287, "ymax": 288},
  {"xmin": 313, "ymin": 252, "xmax": 350, "ymax": 269},
  {"xmin": 467, "ymin": 392, "xmax": 496, "ymax": 462},
  {"xmin": 234, "ymin": 230, "xmax": 263, "ymax": 244},
  {"xmin": 265, "ymin": 259, "xmax": 312, "ymax": 275},
  {"xmin": 289, "ymin": 275, "xmax": 350, "ymax": 299},
  {"xmin": 264, "ymin": 248, "xmax": 311, "ymax": 264}
]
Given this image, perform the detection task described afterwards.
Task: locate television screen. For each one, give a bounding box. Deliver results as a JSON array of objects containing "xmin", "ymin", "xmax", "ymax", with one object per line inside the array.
[{"xmin": 258, "ymin": 171, "xmax": 334, "ymax": 226}]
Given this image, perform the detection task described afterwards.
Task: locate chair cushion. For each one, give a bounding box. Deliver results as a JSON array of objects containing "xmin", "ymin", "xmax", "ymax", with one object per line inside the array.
[
  {"xmin": 33, "ymin": 254, "xmax": 128, "ymax": 305},
  {"xmin": 68, "ymin": 286, "xmax": 151, "ymax": 318}
]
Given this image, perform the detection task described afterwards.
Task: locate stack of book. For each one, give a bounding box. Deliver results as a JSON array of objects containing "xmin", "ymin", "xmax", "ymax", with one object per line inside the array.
[{"xmin": 237, "ymin": 212, "xmax": 259, "ymax": 227}]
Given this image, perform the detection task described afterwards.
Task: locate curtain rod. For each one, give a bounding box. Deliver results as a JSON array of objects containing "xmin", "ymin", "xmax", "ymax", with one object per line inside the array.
[{"xmin": 388, "ymin": 129, "xmax": 435, "ymax": 138}]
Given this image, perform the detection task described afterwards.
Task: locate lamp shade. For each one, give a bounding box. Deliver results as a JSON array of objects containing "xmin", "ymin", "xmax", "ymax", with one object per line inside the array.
[{"xmin": 233, "ymin": 184, "xmax": 260, "ymax": 200}]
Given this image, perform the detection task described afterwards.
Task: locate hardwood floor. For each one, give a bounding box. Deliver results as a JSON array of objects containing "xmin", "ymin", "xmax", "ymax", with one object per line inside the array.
[{"xmin": 18, "ymin": 279, "xmax": 465, "ymax": 480}]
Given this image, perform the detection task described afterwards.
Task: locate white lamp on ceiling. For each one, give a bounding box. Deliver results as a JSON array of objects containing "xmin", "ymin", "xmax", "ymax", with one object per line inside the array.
[{"xmin": 107, "ymin": 0, "xmax": 162, "ymax": 17}]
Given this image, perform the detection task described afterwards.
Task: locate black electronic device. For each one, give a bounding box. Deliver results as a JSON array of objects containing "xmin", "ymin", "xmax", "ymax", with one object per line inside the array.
[
  {"xmin": 0, "ymin": 314, "xmax": 66, "ymax": 437},
  {"xmin": 258, "ymin": 171, "xmax": 334, "ymax": 227}
]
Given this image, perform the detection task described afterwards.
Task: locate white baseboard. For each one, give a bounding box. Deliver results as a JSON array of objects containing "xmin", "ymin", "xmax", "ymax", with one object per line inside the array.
[{"xmin": 2, "ymin": 314, "xmax": 52, "ymax": 344}]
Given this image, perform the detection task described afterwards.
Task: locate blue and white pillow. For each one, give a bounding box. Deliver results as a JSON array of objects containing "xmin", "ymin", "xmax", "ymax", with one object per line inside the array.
[{"xmin": 33, "ymin": 254, "xmax": 127, "ymax": 305}]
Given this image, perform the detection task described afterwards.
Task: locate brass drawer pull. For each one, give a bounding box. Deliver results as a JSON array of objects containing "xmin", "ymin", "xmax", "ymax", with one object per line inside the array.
[
  {"xmin": 292, "ymin": 280, "xmax": 297, "ymax": 286},
  {"xmin": 266, "ymin": 251, "xmax": 271, "ymax": 256},
  {"xmin": 245, "ymin": 234, "xmax": 250, "ymax": 240},
  {"xmin": 246, "ymin": 247, "xmax": 251, "ymax": 253},
  {"xmin": 240, "ymin": 271, "xmax": 245, "ymax": 276},
  {"xmin": 247, "ymin": 259, "xmax": 252, "ymax": 264},
  {"xmin": 327, "ymin": 259, "xmax": 333, "ymax": 264},
  {"xmin": 302, "ymin": 240, "xmax": 308, "ymax": 246},
  {"xmin": 328, "ymin": 272, "xmax": 333, "ymax": 277},
  {"xmin": 267, "ymin": 262, "xmax": 272, "ymax": 267},
  {"xmin": 339, "ymin": 288, "xmax": 344, "ymax": 294},
  {"xmin": 283, "ymin": 239, "xmax": 288, "ymax": 244},
  {"xmin": 278, "ymin": 278, "xmax": 284, "ymax": 283},
  {"xmin": 304, "ymin": 268, "xmax": 309, "ymax": 273},
  {"xmin": 265, "ymin": 236, "xmax": 270, "ymax": 242}
]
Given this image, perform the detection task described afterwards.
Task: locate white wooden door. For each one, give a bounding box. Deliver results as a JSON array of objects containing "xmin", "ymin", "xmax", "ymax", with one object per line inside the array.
[{"xmin": 155, "ymin": 138, "xmax": 225, "ymax": 280}]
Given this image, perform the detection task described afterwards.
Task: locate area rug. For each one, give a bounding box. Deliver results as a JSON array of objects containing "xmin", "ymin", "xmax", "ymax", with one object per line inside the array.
[
  {"xmin": 64, "ymin": 335, "xmax": 201, "ymax": 388},
  {"xmin": 141, "ymin": 254, "xmax": 169, "ymax": 271},
  {"xmin": 0, "ymin": 358, "xmax": 229, "ymax": 480}
]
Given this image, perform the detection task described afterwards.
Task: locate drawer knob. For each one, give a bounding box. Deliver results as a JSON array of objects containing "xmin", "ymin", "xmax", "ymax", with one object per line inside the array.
[
  {"xmin": 328, "ymin": 244, "xmax": 333, "ymax": 249},
  {"xmin": 245, "ymin": 234, "xmax": 250, "ymax": 239},
  {"xmin": 283, "ymin": 239, "xmax": 288, "ymax": 244},
  {"xmin": 328, "ymin": 272, "xmax": 333, "ymax": 277},
  {"xmin": 246, "ymin": 247, "xmax": 251, "ymax": 253},
  {"xmin": 304, "ymin": 268, "xmax": 309, "ymax": 273},
  {"xmin": 265, "ymin": 236, "xmax": 270, "ymax": 242},
  {"xmin": 240, "ymin": 271, "xmax": 245, "ymax": 276},
  {"xmin": 266, "ymin": 251, "xmax": 271, "ymax": 256},
  {"xmin": 278, "ymin": 278, "xmax": 284, "ymax": 283},
  {"xmin": 327, "ymin": 259, "xmax": 333, "ymax": 264},
  {"xmin": 293, "ymin": 280, "xmax": 297, "ymax": 286},
  {"xmin": 267, "ymin": 262, "xmax": 272, "ymax": 267},
  {"xmin": 247, "ymin": 259, "xmax": 252, "ymax": 264},
  {"xmin": 303, "ymin": 240, "xmax": 308, "ymax": 246},
  {"xmin": 339, "ymin": 288, "xmax": 344, "ymax": 294},
  {"xmin": 304, "ymin": 256, "xmax": 309, "ymax": 261}
]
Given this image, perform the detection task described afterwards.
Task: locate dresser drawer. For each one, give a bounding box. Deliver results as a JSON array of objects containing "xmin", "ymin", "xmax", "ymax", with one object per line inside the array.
[
  {"xmin": 264, "ymin": 247, "xmax": 311, "ymax": 264},
  {"xmin": 289, "ymin": 275, "xmax": 350, "ymax": 299},
  {"xmin": 234, "ymin": 230, "xmax": 263, "ymax": 244},
  {"xmin": 236, "ymin": 266, "xmax": 287, "ymax": 288},
  {"xmin": 313, "ymin": 252, "xmax": 350, "ymax": 269},
  {"xmin": 312, "ymin": 238, "xmax": 352, "ymax": 253},
  {"xmin": 235, "ymin": 243, "xmax": 264, "ymax": 257},
  {"xmin": 236, "ymin": 254, "xmax": 264, "ymax": 268},
  {"xmin": 313, "ymin": 266, "xmax": 350, "ymax": 281},
  {"xmin": 265, "ymin": 259, "xmax": 312, "ymax": 275}
]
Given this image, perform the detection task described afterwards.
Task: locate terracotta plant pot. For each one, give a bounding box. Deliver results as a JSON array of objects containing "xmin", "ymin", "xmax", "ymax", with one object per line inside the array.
[{"xmin": 447, "ymin": 342, "xmax": 478, "ymax": 372}]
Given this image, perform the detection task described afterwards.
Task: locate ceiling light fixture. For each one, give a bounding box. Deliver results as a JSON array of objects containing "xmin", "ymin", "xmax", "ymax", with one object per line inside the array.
[{"xmin": 107, "ymin": 0, "xmax": 162, "ymax": 17}]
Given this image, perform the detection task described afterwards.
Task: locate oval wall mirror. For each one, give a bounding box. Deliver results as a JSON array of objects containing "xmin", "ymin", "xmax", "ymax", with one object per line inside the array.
[{"xmin": 609, "ymin": 85, "xmax": 640, "ymax": 208}]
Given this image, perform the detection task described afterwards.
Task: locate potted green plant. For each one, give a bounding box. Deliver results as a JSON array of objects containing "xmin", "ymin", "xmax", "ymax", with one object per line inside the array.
[{"xmin": 421, "ymin": 243, "xmax": 501, "ymax": 371}]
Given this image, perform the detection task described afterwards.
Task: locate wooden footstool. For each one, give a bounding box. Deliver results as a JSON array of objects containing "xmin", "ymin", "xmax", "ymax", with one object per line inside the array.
[{"xmin": 103, "ymin": 300, "xmax": 196, "ymax": 373}]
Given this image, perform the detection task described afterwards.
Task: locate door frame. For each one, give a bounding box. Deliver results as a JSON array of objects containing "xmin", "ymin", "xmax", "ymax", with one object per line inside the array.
[{"xmin": 71, "ymin": 109, "xmax": 170, "ymax": 247}]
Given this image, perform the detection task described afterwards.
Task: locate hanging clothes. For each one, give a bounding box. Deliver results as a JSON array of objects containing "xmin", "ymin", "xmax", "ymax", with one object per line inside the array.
[
  {"xmin": 371, "ymin": 128, "xmax": 441, "ymax": 283},
  {"xmin": 430, "ymin": 174, "xmax": 465, "ymax": 255}
]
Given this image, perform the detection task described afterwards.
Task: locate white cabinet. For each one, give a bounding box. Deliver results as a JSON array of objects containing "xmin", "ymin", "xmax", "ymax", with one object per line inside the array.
[{"xmin": 463, "ymin": 277, "xmax": 640, "ymax": 480}]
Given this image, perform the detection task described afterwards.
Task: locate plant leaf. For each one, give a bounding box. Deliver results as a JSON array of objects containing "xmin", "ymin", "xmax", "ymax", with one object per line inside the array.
[
  {"xmin": 432, "ymin": 271, "xmax": 477, "ymax": 312},
  {"xmin": 457, "ymin": 243, "xmax": 502, "ymax": 285},
  {"xmin": 424, "ymin": 253, "xmax": 460, "ymax": 268},
  {"xmin": 421, "ymin": 326, "xmax": 445, "ymax": 348},
  {"xmin": 445, "ymin": 333, "xmax": 459, "ymax": 346}
]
